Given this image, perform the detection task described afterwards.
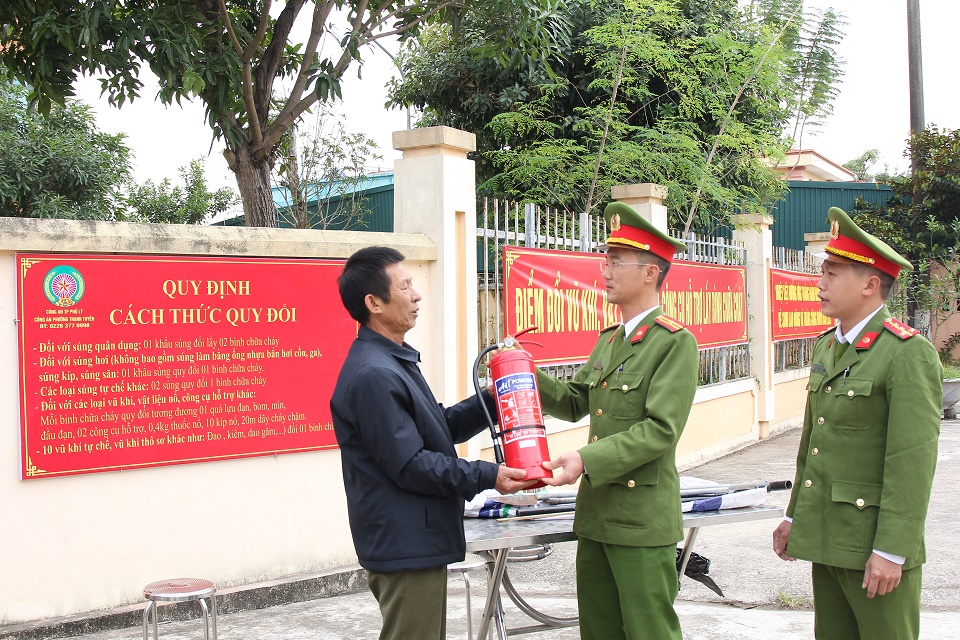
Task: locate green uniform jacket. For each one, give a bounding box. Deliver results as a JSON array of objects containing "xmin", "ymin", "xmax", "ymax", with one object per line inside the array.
[
  {"xmin": 786, "ymin": 307, "xmax": 941, "ymax": 570},
  {"xmin": 536, "ymin": 309, "xmax": 699, "ymax": 547}
]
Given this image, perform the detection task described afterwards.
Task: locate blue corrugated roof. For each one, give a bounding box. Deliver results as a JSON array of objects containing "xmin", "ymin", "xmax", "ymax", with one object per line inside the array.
[{"xmin": 272, "ymin": 172, "xmax": 394, "ymax": 208}]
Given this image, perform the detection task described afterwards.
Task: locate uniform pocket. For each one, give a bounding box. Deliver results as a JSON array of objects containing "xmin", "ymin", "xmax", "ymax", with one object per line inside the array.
[
  {"xmin": 807, "ymin": 372, "xmax": 825, "ymax": 392},
  {"xmin": 831, "ymin": 378, "xmax": 875, "ymax": 430},
  {"xmin": 606, "ymin": 372, "xmax": 645, "ymax": 417},
  {"xmin": 827, "ymin": 480, "xmax": 882, "ymax": 552},
  {"xmin": 608, "ymin": 464, "xmax": 659, "ymax": 527}
]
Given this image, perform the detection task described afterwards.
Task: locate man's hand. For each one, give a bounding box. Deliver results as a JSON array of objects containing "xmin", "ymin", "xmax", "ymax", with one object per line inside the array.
[
  {"xmin": 772, "ymin": 520, "xmax": 795, "ymax": 561},
  {"xmin": 863, "ymin": 553, "xmax": 902, "ymax": 598},
  {"xmin": 539, "ymin": 451, "xmax": 585, "ymax": 486},
  {"xmin": 495, "ymin": 466, "xmax": 534, "ymax": 494}
]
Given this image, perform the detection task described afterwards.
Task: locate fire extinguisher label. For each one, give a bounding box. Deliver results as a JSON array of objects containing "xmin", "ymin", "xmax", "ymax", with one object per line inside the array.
[
  {"xmin": 502, "ymin": 427, "xmax": 547, "ymax": 446},
  {"xmin": 495, "ymin": 373, "xmax": 544, "ymax": 432}
]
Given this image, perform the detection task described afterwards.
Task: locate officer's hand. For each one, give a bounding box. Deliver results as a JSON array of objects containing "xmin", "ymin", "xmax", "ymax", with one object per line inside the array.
[
  {"xmin": 538, "ymin": 452, "xmax": 584, "ymax": 486},
  {"xmin": 863, "ymin": 553, "xmax": 902, "ymax": 598},
  {"xmin": 495, "ymin": 466, "xmax": 534, "ymax": 494},
  {"xmin": 772, "ymin": 520, "xmax": 795, "ymax": 561}
]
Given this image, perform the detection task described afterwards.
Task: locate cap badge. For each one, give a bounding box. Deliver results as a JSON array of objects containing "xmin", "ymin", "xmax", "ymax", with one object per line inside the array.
[
  {"xmin": 829, "ymin": 220, "xmax": 840, "ymax": 240},
  {"xmin": 611, "ymin": 213, "xmax": 621, "ymax": 232}
]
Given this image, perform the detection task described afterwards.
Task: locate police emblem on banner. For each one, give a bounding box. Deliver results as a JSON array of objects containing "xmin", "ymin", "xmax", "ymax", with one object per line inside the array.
[{"xmin": 43, "ymin": 265, "xmax": 85, "ymax": 307}]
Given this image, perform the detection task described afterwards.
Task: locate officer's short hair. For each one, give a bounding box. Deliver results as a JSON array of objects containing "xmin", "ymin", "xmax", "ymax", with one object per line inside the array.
[
  {"xmin": 850, "ymin": 262, "xmax": 897, "ymax": 300},
  {"xmin": 338, "ymin": 246, "xmax": 405, "ymax": 324},
  {"xmin": 638, "ymin": 250, "xmax": 671, "ymax": 289}
]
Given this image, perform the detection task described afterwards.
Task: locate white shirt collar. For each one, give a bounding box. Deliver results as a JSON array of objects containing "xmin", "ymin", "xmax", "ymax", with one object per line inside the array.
[
  {"xmin": 623, "ymin": 305, "xmax": 661, "ymax": 340},
  {"xmin": 835, "ymin": 305, "xmax": 885, "ymax": 345}
]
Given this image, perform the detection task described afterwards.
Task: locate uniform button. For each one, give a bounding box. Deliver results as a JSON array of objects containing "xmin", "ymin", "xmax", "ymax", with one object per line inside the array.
[
  {"xmin": 847, "ymin": 390, "xmax": 855, "ymax": 397},
  {"xmin": 596, "ymin": 409, "xmax": 603, "ymax": 416},
  {"xmin": 856, "ymin": 498, "xmax": 865, "ymax": 508},
  {"xmin": 817, "ymin": 417, "xmax": 824, "ymax": 425},
  {"xmin": 621, "ymin": 384, "xmax": 629, "ymax": 391},
  {"xmin": 825, "ymin": 386, "xmax": 832, "ymax": 393},
  {"xmin": 591, "ymin": 435, "xmax": 598, "ymax": 442},
  {"xmin": 812, "ymin": 448, "xmax": 819, "ymax": 455},
  {"xmin": 804, "ymin": 479, "xmax": 812, "ymax": 488},
  {"xmin": 627, "ymin": 480, "xmax": 636, "ymax": 488},
  {"xmin": 601, "ymin": 381, "xmax": 608, "ymax": 388}
]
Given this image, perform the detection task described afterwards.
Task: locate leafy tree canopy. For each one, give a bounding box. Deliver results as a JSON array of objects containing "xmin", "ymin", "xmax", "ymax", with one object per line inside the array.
[
  {"xmin": 852, "ymin": 126, "xmax": 960, "ymax": 339},
  {"xmin": 124, "ymin": 159, "xmax": 239, "ymax": 225},
  {"xmin": 388, "ymin": 0, "xmax": 845, "ymax": 233},
  {"xmin": 1, "ymin": 0, "xmax": 571, "ymax": 227},
  {"xmin": 843, "ymin": 148, "xmax": 880, "ymax": 182},
  {"xmin": 0, "ymin": 74, "xmax": 131, "ymax": 219},
  {"xmin": 0, "ymin": 68, "xmax": 237, "ymax": 223}
]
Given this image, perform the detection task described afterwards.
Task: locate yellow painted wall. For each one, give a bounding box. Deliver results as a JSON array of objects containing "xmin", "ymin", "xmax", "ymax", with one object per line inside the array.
[{"xmin": 774, "ymin": 377, "xmax": 809, "ymax": 426}]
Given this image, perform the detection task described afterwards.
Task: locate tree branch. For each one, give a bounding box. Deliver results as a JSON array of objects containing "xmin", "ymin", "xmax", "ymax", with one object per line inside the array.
[
  {"xmin": 584, "ymin": 13, "xmax": 634, "ymax": 217},
  {"xmin": 218, "ymin": 0, "xmax": 263, "ymax": 145},
  {"xmin": 682, "ymin": 3, "xmax": 803, "ymax": 234}
]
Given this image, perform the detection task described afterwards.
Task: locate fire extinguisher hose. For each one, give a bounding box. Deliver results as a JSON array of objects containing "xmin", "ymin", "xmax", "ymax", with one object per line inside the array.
[{"xmin": 473, "ymin": 343, "xmax": 505, "ymax": 464}]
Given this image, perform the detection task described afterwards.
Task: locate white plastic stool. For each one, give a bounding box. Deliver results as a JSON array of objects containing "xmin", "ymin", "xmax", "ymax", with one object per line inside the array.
[
  {"xmin": 142, "ymin": 578, "xmax": 218, "ymax": 640},
  {"xmin": 447, "ymin": 553, "xmax": 488, "ymax": 639}
]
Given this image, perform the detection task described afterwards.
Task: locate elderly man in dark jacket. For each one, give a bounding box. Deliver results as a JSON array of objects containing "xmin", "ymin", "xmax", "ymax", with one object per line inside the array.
[{"xmin": 331, "ymin": 246, "xmax": 531, "ymax": 640}]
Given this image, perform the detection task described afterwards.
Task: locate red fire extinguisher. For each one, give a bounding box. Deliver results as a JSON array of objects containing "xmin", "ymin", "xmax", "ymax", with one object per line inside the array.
[{"xmin": 474, "ymin": 328, "xmax": 552, "ymax": 489}]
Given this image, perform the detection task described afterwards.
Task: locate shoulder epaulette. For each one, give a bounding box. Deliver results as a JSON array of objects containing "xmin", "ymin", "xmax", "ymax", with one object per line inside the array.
[
  {"xmin": 883, "ymin": 317, "xmax": 919, "ymax": 340},
  {"xmin": 654, "ymin": 315, "xmax": 684, "ymax": 333}
]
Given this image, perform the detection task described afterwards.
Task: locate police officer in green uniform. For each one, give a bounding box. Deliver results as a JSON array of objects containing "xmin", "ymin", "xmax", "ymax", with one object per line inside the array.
[
  {"xmin": 535, "ymin": 202, "xmax": 698, "ymax": 640},
  {"xmin": 772, "ymin": 207, "xmax": 942, "ymax": 640}
]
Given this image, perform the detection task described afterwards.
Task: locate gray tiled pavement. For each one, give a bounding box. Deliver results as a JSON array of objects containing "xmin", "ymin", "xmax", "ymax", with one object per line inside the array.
[{"xmin": 46, "ymin": 422, "xmax": 960, "ymax": 638}]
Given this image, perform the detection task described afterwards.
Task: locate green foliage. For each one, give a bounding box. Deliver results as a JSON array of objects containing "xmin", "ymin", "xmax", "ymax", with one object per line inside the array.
[
  {"xmin": 123, "ymin": 160, "xmax": 238, "ymax": 225},
  {"xmin": 843, "ymin": 149, "xmax": 880, "ymax": 182},
  {"xmin": 852, "ymin": 126, "xmax": 960, "ymax": 338},
  {"xmin": 940, "ymin": 334, "xmax": 960, "ymax": 369},
  {"xmin": 781, "ymin": 4, "xmax": 845, "ymax": 143},
  {"xmin": 388, "ymin": 0, "xmax": 842, "ymax": 232},
  {"xmin": 0, "ymin": 75, "xmax": 131, "ymax": 219},
  {"xmin": 1, "ymin": 0, "xmax": 572, "ymax": 226},
  {"xmin": 274, "ymin": 107, "xmax": 383, "ymax": 230},
  {"xmin": 853, "ymin": 127, "xmax": 960, "ymax": 264}
]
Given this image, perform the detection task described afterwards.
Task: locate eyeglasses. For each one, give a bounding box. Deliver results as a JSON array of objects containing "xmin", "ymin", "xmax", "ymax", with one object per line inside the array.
[{"xmin": 600, "ymin": 261, "xmax": 659, "ymax": 274}]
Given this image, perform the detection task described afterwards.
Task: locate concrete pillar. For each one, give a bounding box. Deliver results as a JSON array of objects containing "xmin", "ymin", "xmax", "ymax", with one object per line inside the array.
[
  {"xmin": 733, "ymin": 214, "xmax": 775, "ymax": 439},
  {"xmin": 392, "ymin": 126, "xmax": 478, "ymax": 410},
  {"xmin": 611, "ymin": 183, "xmax": 669, "ymax": 231},
  {"xmin": 804, "ymin": 231, "xmax": 830, "ymax": 255}
]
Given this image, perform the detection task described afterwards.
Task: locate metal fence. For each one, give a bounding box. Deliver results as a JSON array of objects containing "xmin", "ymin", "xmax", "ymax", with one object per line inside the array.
[
  {"xmin": 675, "ymin": 232, "xmax": 750, "ymax": 386},
  {"xmin": 477, "ymin": 199, "xmax": 750, "ymax": 385},
  {"xmin": 772, "ymin": 246, "xmax": 823, "ymax": 371}
]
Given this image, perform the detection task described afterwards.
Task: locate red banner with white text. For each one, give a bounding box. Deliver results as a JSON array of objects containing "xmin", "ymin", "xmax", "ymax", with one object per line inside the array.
[
  {"xmin": 503, "ymin": 246, "xmax": 747, "ymax": 365},
  {"xmin": 17, "ymin": 253, "xmax": 356, "ymax": 479},
  {"xmin": 770, "ymin": 268, "xmax": 835, "ymax": 341}
]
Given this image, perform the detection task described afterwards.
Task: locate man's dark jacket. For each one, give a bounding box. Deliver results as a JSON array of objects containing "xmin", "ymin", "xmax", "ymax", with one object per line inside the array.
[{"xmin": 330, "ymin": 326, "xmax": 499, "ymax": 573}]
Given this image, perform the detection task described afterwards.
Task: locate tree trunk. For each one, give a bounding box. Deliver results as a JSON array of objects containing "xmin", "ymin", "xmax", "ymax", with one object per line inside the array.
[{"xmin": 225, "ymin": 145, "xmax": 278, "ymax": 227}]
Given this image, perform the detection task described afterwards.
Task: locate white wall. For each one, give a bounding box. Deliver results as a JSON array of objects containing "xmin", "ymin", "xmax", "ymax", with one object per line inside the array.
[{"xmin": 0, "ymin": 219, "xmax": 437, "ymax": 624}]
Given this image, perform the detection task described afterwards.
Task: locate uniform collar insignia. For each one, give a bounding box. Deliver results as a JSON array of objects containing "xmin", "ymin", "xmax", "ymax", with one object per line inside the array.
[{"xmin": 855, "ymin": 331, "xmax": 879, "ymax": 349}]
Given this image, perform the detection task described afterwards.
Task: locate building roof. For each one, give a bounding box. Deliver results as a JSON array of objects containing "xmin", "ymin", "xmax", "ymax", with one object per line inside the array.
[
  {"xmin": 775, "ymin": 149, "xmax": 857, "ymax": 182},
  {"xmin": 271, "ymin": 171, "xmax": 394, "ymax": 208}
]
